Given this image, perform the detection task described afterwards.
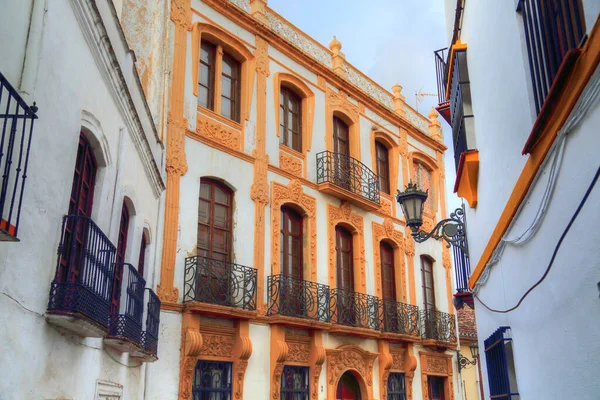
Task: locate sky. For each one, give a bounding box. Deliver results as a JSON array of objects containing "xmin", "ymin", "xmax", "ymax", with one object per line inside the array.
[{"xmin": 268, "ymin": 0, "xmax": 462, "ymax": 212}]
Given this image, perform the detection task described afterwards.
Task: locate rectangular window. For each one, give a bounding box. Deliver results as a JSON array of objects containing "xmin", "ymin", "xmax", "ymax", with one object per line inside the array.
[
  {"xmin": 199, "ymin": 41, "xmax": 216, "ymax": 110},
  {"xmin": 517, "ymin": 0, "xmax": 586, "ymax": 114},
  {"xmin": 375, "ymin": 141, "xmax": 390, "ymax": 194},
  {"xmin": 221, "ymin": 53, "xmax": 241, "ymax": 122},
  {"xmin": 280, "ymin": 366, "xmax": 309, "ymax": 400},
  {"xmin": 387, "ymin": 372, "xmax": 406, "ymax": 400},
  {"xmin": 193, "ymin": 361, "xmax": 233, "ymax": 400},
  {"xmin": 484, "ymin": 327, "xmax": 520, "ymax": 400},
  {"xmin": 280, "ymin": 87, "xmax": 302, "ymax": 152}
]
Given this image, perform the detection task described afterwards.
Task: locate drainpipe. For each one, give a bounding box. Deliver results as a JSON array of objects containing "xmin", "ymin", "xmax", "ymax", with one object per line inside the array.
[{"xmin": 19, "ymin": 0, "xmax": 47, "ymax": 102}]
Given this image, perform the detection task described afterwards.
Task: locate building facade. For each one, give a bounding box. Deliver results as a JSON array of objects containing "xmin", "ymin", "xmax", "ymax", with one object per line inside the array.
[
  {"xmin": 126, "ymin": 0, "xmax": 463, "ymax": 399},
  {"xmin": 0, "ymin": 0, "xmax": 165, "ymax": 398},
  {"xmin": 436, "ymin": 0, "xmax": 600, "ymax": 399}
]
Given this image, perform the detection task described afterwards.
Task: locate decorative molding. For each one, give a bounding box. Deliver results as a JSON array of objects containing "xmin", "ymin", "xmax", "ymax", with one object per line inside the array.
[
  {"xmin": 372, "ymin": 220, "xmax": 406, "ymax": 302},
  {"xmin": 69, "ymin": 0, "xmax": 165, "ymax": 197},
  {"xmin": 419, "ymin": 351, "xmax": 454, "ymax": 400},
  {"xmin": 255, "ymin": 35, "xmax": 270, "ymax": 77},
  {"xmin": 326, "ymin": 345, "xmax": 377, "ymax": 400},
  {"xmin": 309, "ymin": 332, "xmax": 326, "ymax": 400},
  {"xmin": 442, "ymin": 247, "xmax": 452, "ymax": 270},
  {"xmin": 404, "ymin": 236, "xmax": 415, "ymax": 257},
  {"xmin": 378, "ymin": 341, "xmax": 416, "ymax": 400},
  {"xmin": 279, "ymin": 151, "xmax": 303, "ymax": 177},
  {"xmin": 171, "ymin": 0, "xmax": 192, "ymax": 30},
  {"xmin": 166, "ymin": 114, "xmax": 189, "ymax": 175},
  {"xmin": 157, "ymin": 284, "xmax": 179, "ymax": 303},
  {"xmin": 379, "ymin": 197, "xmax": 392, "ymax": 215},
  {"xmin": 200, "ymin": 333, "xmax": 235, "ymax": 358},
  {"xmin": 287, "ymin": 342, "xmax": 310, "ymax": 363},
  {"xmin": 196, "ymin": 113, "xmax": 242, "ymax": 151},
  {"xmin": 270, "ymin": 180, "xmax": 317, "ymax": 281},
  {"xmin": 326, "ymin": 88, "xmax": 359, "ymax": 123},
  {"xmin": 327, "ymin": 202, "xmax": 366, "ymax": 292}
]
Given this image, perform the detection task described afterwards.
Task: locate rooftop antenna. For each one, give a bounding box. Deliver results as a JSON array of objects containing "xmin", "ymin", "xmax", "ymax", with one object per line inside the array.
[{"xmin": 415, "ymin": 86, "xmax": 438, "ymax": 112}]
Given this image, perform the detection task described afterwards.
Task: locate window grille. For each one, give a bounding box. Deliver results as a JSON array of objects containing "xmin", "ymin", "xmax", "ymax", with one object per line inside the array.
[
  {"xmin": 484, "ymin": 326, "xmax": 520, "ymax": 400},
  {"xmin": 192, "ymin": 361, "xmax": 233, "ymax": 400},
  {"xmin": 280, "ymin": 366, "xmax": 309, "ymax": 400},
  {"xmin": 387, "ymin": 373, "xmax": 406, "ymax": 400}
]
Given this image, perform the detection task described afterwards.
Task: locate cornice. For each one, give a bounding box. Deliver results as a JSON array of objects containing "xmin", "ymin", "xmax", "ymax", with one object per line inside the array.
[{"xmin": 70, "ymin": 0, "xmax": 166, "ymax": 197}]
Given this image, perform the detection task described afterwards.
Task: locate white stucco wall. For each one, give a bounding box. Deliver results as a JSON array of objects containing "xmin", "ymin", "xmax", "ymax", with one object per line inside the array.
[{"xmin": 0, "ymin": 0, "xmax": 164, "ymax": 398}]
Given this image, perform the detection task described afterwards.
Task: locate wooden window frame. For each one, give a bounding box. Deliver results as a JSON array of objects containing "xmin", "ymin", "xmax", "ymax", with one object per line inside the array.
[
  {"xmin": 375, "ymin": 140, "xmax": 390, "ymax": 194},
  {"xmin": 380, "ymin": 241, "xmax": 396, "ymax": 301},
  {"xmin": 138, "ymin": 233, "xmax": 147, "ymax": 278},
  {"xmin": 220, "ymin": 52, "xmax": 241, "ymax": 122},
  {"xmin": 197, "ymin": 179, "xmax": 234, "ymax": 261},
  {"xmin": 420, "ymin": 255, "xmax": 436, "ymax": 311},
  {"xmin": 198, "ymin": 41, "xmax": 216, "ymax": 111},
  {"xmin": 280, "ymin": 206, "xmax": 304, "ymax": 279},
  {"xmin": 335, "ymin": 225, "xmax": 355, "ymax": 291},
  {"xmin": 112, "ymin": 202, "xmax": 131, "ymax": 315},
  {"xmin": 279, "ymin": 87, "xmax": 303, "ymax": 152}
]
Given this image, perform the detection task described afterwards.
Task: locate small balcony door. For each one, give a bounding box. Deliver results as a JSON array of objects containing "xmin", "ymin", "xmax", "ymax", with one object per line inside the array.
[
  {"xmin": 421, "ymin": 256, "xmax": 436, "ymax": 336},
  {"xmin": 333, "ymin": 117, "xmax": 352, "ymax": 190},
  {"xmin": 336, "ymin": 226, "xmax": 355, "ymax": 325},
  {"xmin": 280, "ymin": 206, "xmax": 304, "ymax": 316},
  {"xmin": 111, "ymin": 202, "xmax": 130, "ymax": 316},
  {"xmin": 197, "ymin": 179, "xmax": 233, "ymax": 304},
  {"xmin": 58, "ymin": 133, "xmax": 97, "ymax": 283},
  {"xmin": 380, "ymin": 241, "xmax": 398, "ymax": 331}
]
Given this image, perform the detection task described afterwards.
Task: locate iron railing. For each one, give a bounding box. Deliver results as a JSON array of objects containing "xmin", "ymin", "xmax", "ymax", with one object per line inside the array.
[
  {"xmin": 453, "ymin": 236, "xmax": 471, "ymax": 293},
  {"xmin": 108, "ymin": 263, "xmax": 145, "ymax": 344},
  {"xmin": 316, "ymin": 151, "xmax": 380, "ymax": 204},
  {"xmin": 267, "ymin": 274, "xmax": 331, "ymax": 322},
  {"xmin": 434, "ymin": 48, "xmax": 449, "ymax": 104},
  {"xmin": 448, "ymin": 49, "xmax": 472, "ymax": 171},
  {"xmin": 381, "ymin": 299, "xmax": 421, "ymax": 336},
  {"xmin": 421, "ymin": 310, "xmax": 457, "ymax": 343},
  {"xmin": 484, "ymin": 326, "xmax": 519, "ymax": 399},
  {"xmin": 184, "ymin": 255, "xmax": 257, "ymax": 311},
  {"xmin": 0, "ymin": 72, "xmax": 38, "ymax": 240},
  {"xmin": 47, "ymin": 215, "xmax": 116, "ymax": 329},
  {"xmin": 330, "ymin": 288, "xmax": 381, "ymax": 330},
  {"xmin": 141, "ymin": 288, "xmax": 161, "ymax": 356},
  {"xmin": 517, "ymin": 0, "xmax": 586, "ymax": 114}
]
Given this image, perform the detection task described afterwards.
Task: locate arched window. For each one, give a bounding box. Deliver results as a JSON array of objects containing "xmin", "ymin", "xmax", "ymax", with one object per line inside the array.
[
  {"xmin": 280, "ymin": 366, "xmax": 309, "ymax": 400},
  {"xmin": 198, "ymin": 179, "xmax": 233, "ymax": 261},
  {"xmin": 279, "ymin": 87, "xmax": 302, "ymax": 152},
  {"xmin": 335, "ymin": 226, "xmax": 354, "ymax": 291},
  {"xmin": 192, "ymin": 361, "xmax": 233, "ymax": 399},
  {"xmin": 112, "ymin": 201, "xmax": 131, "ymax": 315},
  {"xmin": 380, "ymin": 241, "xmax": 396, "ymax": 301},
  {"xmin": 413, "ymin": 162, "xmax": 433, "ymax": 214},
  {"xmin": 333, "ymin": 116, "xmax": 350, "ymax": 156},
  {"xmin": 421, "ymin": 256, "xmax": 435, "ymax": 311},
  {"xmin": 336, "ymin": 371, "xmax": 362, "ymax": 400},
  {"xmin": 280, "ymin": 206, "xmax": 303, "ymax": 278},
  {"xmin": 375, "ymin": 141, "xmax": 390, "ymax": 194},
  {"xmin": 198, "ymin": 40, "xmax": 241, "ymax": 122},
  {"xmin": 138, "ymin": 232, "xmax": 147, "ymax": 277}
]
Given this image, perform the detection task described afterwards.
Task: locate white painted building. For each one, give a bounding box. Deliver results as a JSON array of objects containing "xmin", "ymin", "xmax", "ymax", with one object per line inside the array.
[
  {"xmin": 0, "ymin": 0, "xmax": 165, "ymax": 399},
  {"xmin": 436, "ymin": 1, "xmax": 600, "ymax": 399}
]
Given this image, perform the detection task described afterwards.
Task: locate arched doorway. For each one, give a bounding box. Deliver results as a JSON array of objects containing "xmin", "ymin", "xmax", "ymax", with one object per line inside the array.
[{"xmin": 336, "ymin": 371, "xmax": 362, "ymax": 400}]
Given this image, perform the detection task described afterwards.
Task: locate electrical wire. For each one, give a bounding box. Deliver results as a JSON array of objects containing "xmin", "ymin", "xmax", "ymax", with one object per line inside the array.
[{"xmin": 475, "ymin": 163, "xmax": 600, "ymax": 313}]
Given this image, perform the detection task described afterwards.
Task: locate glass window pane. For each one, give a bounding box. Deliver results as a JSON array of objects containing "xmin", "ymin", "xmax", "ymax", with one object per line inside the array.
[
  {"xmin": 198, "ymin": 86, "xmax": 209, "ymax": 108},
  {"xmin": 221, "ymin": 98, "xmax": 232, "ymax": 119},
  {"xmin": 212, "ymin": 229, "xmax": 228, "ymax": 253},
  {"xmin": 200, "ymin": 183, "xmax": 211, "ymax": 200},
  {"xmin": 214, "ymin": 186, "xmax": 229, "ymax": 205},
  {"xmin": 214, "ymin": 205, "xmax": 228, "ymax": 228},
  {"xmin": 198, "ymin": 200, "xmax": 210, "ymax": 224},
  {"xmin": 200, "ymin": 64, "xmax": 210, "ymax": 85},
  {"xmin": 222, "ymin": 58, "xmax": 232, "ymax": 76},
  {"xmin": 222, "ymin": 76, "xmax": 232, "ymax": 98}
]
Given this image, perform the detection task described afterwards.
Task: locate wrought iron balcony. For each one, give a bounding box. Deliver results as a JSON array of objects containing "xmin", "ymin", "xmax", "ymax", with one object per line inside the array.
[
  {"xmin": 421, "ymin": 310, "xmax": 457, "ymax": 344},
  {"xmin": 330, "ymin": 288, "xmax": 381, "ymax": 331},
  {"xmin": 316, "ymin": 151, "xmax": 380, "ymax": 209},
  {"xmin": 139, "ymin": 288, "xmax": 161, "ymax": 360},
  {"xmin": 267, "ymin": 274, "xmax": 331, "ymax": 323},
  {"xmin": 105, "ymin": 263, "xmax": 145, "ymax": 351},
  {"xmin": 184, "ymin": 255, "xmax": 257, "ymax": 311},
  {"xmin": 0, "ymin": 71, "xmax": 38, "ymax": 241},
  {"xmin": 434, "ymin": 48, "xmax": 448, "ymax": 105},
  {"xmin": 47, "ymin": 215, "xmax": 116, "ymax": 337},
  {"xmin": 381, "ymin": 299, "xmax": 420, "ymax": 337}
]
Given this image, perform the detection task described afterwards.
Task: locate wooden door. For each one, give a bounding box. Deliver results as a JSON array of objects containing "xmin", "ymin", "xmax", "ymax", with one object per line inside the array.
[
  {"xmin": 336, "ymin": 226, "xmax": 355, "ymax": 325},
  {"xmin": 333, "ymin": 117, "xmax": 352, "ymax": 190},
  {"xmin": 380, "ymin": 241, "xmax": 398, "ymax": 331},
  {"xmin": 428, "ymin": 376, "xmax": 445, "ymax": 400},
  {"xmin": 59, "ymin": 134, "xmax": 97, "ymax": 283},
  {"xmin": 111, "ymin": 203, "xmax": 130, "ymax": 315},
  {"xmin": 336, "ymin": 371, "xmax": 362, "ymax": 400},
  {"xmin": 197, "ymin": 179, "xmax": 233, "ymax": 304},
  {"xmin": 280, "ymin": 206, "xmax": 304, "ymax": 315},
  {"xmin": 421, "ymin": 256, "xmax": 436, "ymax": 337}
]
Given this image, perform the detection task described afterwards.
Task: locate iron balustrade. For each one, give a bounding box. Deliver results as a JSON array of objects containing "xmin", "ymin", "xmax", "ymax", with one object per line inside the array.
[
  {"xmin": 330, "ymin": 288, "xmax": 381, "ymax": 330},
  {"xmin": 0, "ymin": 71, "xmax": 38, "ymax": 240},
  {"xmin": 267, "ymin": 274, "xmax": 331, "ymax": 322},
  {"xmin": 108, "ymin": 263, "xmax": 145, "ymax": 345},
  {"xmin": 484, "ymin": 326, "xmax": 519, "ymax": 399},
  {"xmin": 184, "ymin": 255, "xmax": 257, "ymax": 311},
  {"xmin": 381, "ymin": 299, "xmax": 420, "ymax": 337},
  {"xmin": 316, "ymin": 151, "xmax": 380, "ymax": 204},
  {"xmin": 434, "ymin": 48, "xmax": 448, "ymax": 105},
  {"xmin": 448, "ymin": 50, "xmax": 472, "ymax": 171},
  {"xmin": 517, "ymin": 0, "xmax": 586, "ymax": 114},
  {"xmin": 141, "ymin": 288, "xmax": 161, "ymax": 356},
  {"xmin": 453, "ymin": 238, "xmax": 471, "ymax": 294},
  {"xmin": 47, "ymin": 215, "xmax": 116, "ymax": 329},
  {"xmin": 421, "ymin": 309, "xmax": 457, "ymax": 343}
]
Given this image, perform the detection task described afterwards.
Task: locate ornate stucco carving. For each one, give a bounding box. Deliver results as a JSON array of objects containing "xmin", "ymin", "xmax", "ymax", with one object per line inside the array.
[
  {"xmin": 255, "ymin": 35, "xmax": 270, "ymax": 77},
  {"xmin": 250, "ymin": 152, "xmax": 270, "ymax": 206},
  {"xmin": 279, "ymin": 151, "xmax": 303, "ymax": 177},
  {"xmin": 287, "ymin": 342, "xmax": 310, "ymax": 363},
  {"xmin": 404, "ymin": 236, "xmax": 415, "ymax": 257},
  {"xmin": 326, "ymin": 88, "xmax": 359, "ymax": 122},
  {"xmin": 196, "ymin": 114, "xmax": 242, "ymax": 151},
  {"xmin": 200, "ymin": 334, "xmax": 235, "ymax": 357},
  {"xmin": 166, "ymin": 114, "xmax": 189, "ymax": 176},
  {"xmin": 442, "ymin": 247, "xmax": 452, "ymax": 269},
  {"xmin": 171, "ymin": 0, "xmax": 192, "ymax": 30},
  {"xmin": 419, "ymin": 351, "xmax": 454, "ymax": 400},
  {"xmin": 326, "ymin": 345, "xmax": 377, "ymax": 399}
]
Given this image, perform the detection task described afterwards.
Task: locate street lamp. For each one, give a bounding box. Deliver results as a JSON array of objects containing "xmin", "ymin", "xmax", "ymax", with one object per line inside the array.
[
  {"xmin": 396, "ymin": 182, "xmax": 469, "ymax": 256},
  {"xmin": 457, "ymin": 342, "xmax": 479, "ymax": 372}
]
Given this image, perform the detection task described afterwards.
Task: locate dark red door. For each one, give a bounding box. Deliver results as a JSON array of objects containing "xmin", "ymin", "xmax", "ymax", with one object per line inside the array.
[
  {"xmin": 336, "ymin": 371, "xmax": 362, "ymax": 400},
  {"xmin": 428, "ymin": 376, "xmax": 445, "ymax": 400},
  {"xmin": 58, "ymin": 134, "xmax": 98, "ymax": 283},
  {"xmin": 111, "ymin": 202, "xmax": 130, "ymax": 315},
  {"xmin": 336, "ymin": 226, "xmax": 355, "ymax": 325}
]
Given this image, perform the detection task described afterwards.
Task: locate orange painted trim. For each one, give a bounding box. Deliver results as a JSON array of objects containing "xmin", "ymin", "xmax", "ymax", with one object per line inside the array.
[
  {"xmin": 327, "ymin": 202, "xmax": 366, "ymax": 293},
  {"xmin": 408, "ymin": 151, "xmax": 440, "ymax": 215},
  {"xmin": 371, "ymin": 130, "xmax": 400, "ymax": 203},
  {"xmin": 469, "ymin": 17, "xmax": 600, "ymax": 289},
  {"xmin": 445, "ymin": 41, "xmax": 467, "ymax": 100},
  {"xmin": 270, "ymin": 180, "xmax": 317, "ymax": 283},
  {"xmin": 453, "ymin": 150, "xmax": 479, "ymax": 208},
  {"xmin": 186, "ymin": 129, "xmax": 255, "ymax": 163},
  {"xmin": 318, "ymin": 182, "xmax": 381, "ymax": 212},
  {"xmin": 419, "ymin": 351, "xmax": 455, "ymax": 400},
  {"xmin": 267, "ymin": 164, "xmax": 319, "ymax": 189},
  {"xmin": 325, "ymin": 88, "xmax": 361, "ymax": 159},
  {"xmin": 325, "ymin": 345, "xmax": 378, "ymax": 400}
]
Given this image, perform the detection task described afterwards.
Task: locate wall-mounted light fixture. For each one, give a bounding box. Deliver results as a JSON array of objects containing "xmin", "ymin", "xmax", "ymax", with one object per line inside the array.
[{"xmin": 457, "ymin": 342, "xmax": 479, "ymax": 372}]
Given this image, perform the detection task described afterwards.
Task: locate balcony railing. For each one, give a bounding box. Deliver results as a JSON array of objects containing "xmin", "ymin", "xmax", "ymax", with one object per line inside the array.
[
  {"xmin": 453, "ymin": 240, "xmax": 471, "ymax": 294},
  {"xmin": 47, "ymin": 215, "xmax": 116, "ymax": 332},
  {"xmin": 330, "ymin": 288, "xmax": 381, "ymax": 331},
  {"xmin": 184, "ymin": 255, "xmax": 257, "ymax": 311},
  {"xmin": 0, "ymin": 71, "xmax": 38, "ymax": 241},
  {"xmin": 434, "ymin": 48, "xmax": 448, "ymax": 105},
  {"xmin": 517, "ymin": 0, "xmax": 586, "ymax": 114},
  {"xmin": 421, "ymin": 310, "xmax": 457, "ymax": 343},
  {"xmin": 107, "ymin": 263, "xmax": 145, "ymax": 345},
  {"xmin": 381, "ymin": 299, "xmax": 421, "ymax": 337},
  {"xmin": 267, "ymin": 274, "xmax": 331, "ymax": 322},
  {"xmin": 316, "ymin": 151, "xmax": 380, "ymax": 204},
  {"xmin": 140, "ymin": 288, "xmax": 161, "ymax": 357},
  {"xmin": 448, "ymin": 49, "xmax": 472, "ymax": 171}
]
